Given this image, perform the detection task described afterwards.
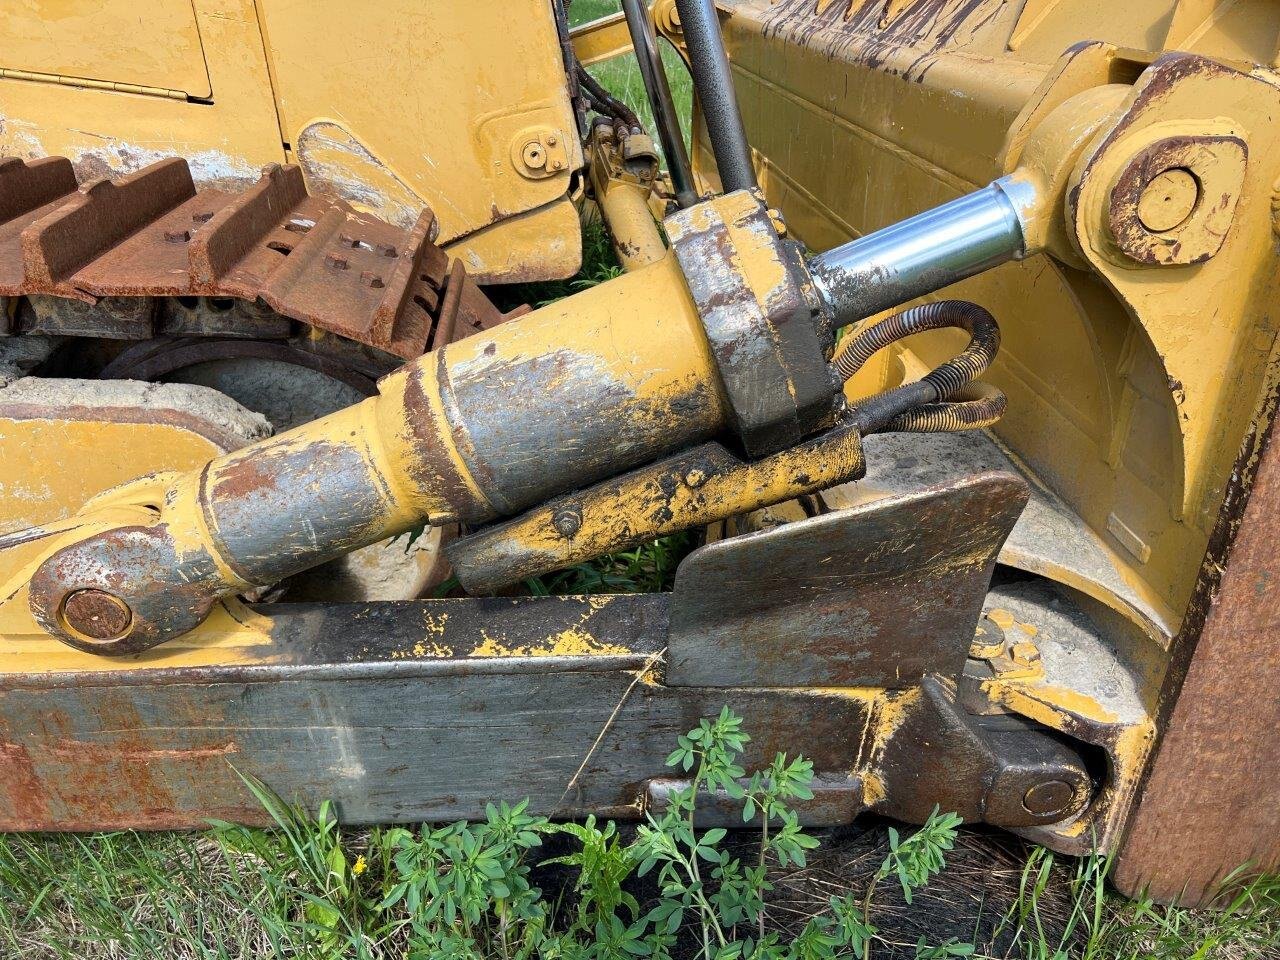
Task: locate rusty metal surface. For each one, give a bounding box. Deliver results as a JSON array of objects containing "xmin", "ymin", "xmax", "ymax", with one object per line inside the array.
[
  {"xmin": 666, "ymin": 472, "xmax": 1027, "ymax": 689},
  {"xmin": 0, "ymin": 585, "xmax": 1109, "ymax": 833},
  {"xmin": 1105, "ymin": 133, "xmax": 1247, "ymax": 266},
  {"xmin": 0, "ymin": 156, "xmax": 512, "ymax": 358},
  {"xmin": 28, "ymin": 524, "xmax": 229, "ymax": 656},
  {"xmin": 976, "ymin": 580, "xmax": 1155, "ymax": 855},
  {"xmin": 1114, "ymin": 381, "xmax": 1280, "ymax": 905},
  {"xmin": 0, "ymin": 595, "xmax": 878, "ymax": 829},
  {"xmin": 822, "ymin": 429, "xmax": 1176, "ymax": 643}
]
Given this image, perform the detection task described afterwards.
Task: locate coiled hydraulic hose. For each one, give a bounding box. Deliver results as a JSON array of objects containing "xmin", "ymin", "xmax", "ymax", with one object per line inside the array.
[{"xmin": 836, "ymin": 300, "xmax": 1008, "ymax": 435}]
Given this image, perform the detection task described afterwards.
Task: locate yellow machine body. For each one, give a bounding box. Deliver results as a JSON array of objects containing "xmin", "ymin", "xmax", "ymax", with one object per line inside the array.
[
  {"xmin": 680, "ymin": 0, "xmax": 1280, "ymax": 642},
  {"xmin": 675, "ymin": 0, "xmax": 1280, "ymax": 901},
  {"xmin": 0, "ymin": 0, "xmax": 584, "ymax": 282}
]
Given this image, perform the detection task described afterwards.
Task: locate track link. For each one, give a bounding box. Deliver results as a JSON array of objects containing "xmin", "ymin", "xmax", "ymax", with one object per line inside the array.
[{"xmin": 0, "ymin": 156, "xmax": 514, "ymax": 359}]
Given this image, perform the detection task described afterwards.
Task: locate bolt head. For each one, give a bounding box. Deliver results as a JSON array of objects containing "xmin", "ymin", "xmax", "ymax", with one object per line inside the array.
[
  {"xmin": 683, "ymin": 467, "xmax": 708, "ymax": 489},
  {"xmin": 1137, "ymin": 167, "xmax": 1199, "ymax": 233},
  {"xmin": 521, "ymin": 142, "xmax": 548, "ymax": 170},
  {"xmin": 1022, "ymin": 780, "xmax": 1075, "ymax": 818},
  {"xmin": 552, "ymin": 508, "xmax": 582, "ymax": 539}
]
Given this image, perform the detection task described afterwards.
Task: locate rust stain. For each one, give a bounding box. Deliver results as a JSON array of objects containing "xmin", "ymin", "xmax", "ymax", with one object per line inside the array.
[
  {"xmin": 0, "ymin": 741, "xmax": 52, "ymax": 829},
  {"xmin": 50, "ymin": 738, "xmax": 238, "ymax": 762},
  {"xmin": 0, "ymin": 154, "xmax": 515, "ymax": 360}
]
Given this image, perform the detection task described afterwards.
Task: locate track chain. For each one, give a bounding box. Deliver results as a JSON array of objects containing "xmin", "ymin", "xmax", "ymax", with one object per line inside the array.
[{"xmin": 0, "ymin": 156, "xmax": 517, "ymax": 359}]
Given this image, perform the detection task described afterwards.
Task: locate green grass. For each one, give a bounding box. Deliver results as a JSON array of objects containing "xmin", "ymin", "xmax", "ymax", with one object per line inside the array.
[{"xmin": 3, "ymin": 765, "xmax": 1277, "ymax": 958}]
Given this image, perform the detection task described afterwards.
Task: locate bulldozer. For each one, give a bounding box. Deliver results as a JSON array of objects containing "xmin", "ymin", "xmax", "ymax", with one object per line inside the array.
[{"xmin": 0, "ymin": 0, "xmax": 1275, "ymax": 909}]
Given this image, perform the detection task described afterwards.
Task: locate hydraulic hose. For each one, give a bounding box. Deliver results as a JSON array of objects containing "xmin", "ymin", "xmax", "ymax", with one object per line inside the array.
[
  {"xmin": 576, "ymin": 65, "xmax": 642, "ymax": 131},
  {"xmin": 838, "ymin": 300, "xmax": 1006, "ymax": 435}
]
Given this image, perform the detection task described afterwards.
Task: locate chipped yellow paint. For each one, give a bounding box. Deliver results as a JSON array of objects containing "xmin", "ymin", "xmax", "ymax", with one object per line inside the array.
[
  {"xmin": 469, "ymin": 623, "xmax": 631, "ymax": 658},
  {"xmin": 985, "ymin": 679, "xmax": 1120, "ymax": 729},
  {"xmin": 986, "ymin": 608, "xmax": 1016, "ymax": 631},
  {"xmin": 389, "ymin": 638, "xmax": 455, "ymax": 660},
  {"xmin": 867, "ymin": 687, "xmax": 923, "ymax": 756},
  {"xmin": 861, "ymin": 770, "xmax": 887, "ymax": 807},
  {"xmin": 1, "ymin": 213, "xmax": 735, "ymax": 656}
]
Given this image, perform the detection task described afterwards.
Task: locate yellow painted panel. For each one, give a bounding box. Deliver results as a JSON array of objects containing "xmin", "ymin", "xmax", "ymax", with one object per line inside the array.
[
  {"xmin": 257, "ymin": 0, "xmax": 582, "ymax": 247},
  {"xmin": 0, "ymin": 0, "xmax": 284, "ymax": 189},
  {"xmin": 0, "ymin": 0, "xmax": 212, "ymax": 97},
  {"xmin": 0, "ymin": 418, "xmax": 226, "ymax": 534}
]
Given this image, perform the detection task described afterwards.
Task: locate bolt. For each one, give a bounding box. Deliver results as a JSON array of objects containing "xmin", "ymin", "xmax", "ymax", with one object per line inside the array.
[
  {"xmin": 1137, "ymin": 167, "xmax": 1199, "ymax": 233},
  {"xmin": 552, "ymin": 507, "xmax": 582, "ymax": 539},
  {"xmin": 1022, "ymin": 780, "xmax": 1075, "ymax": 818},
  {"xmin": 683, "ymin": 466, "xmax": 708, "ymax": 489},
  {"xmin": 163, "ymin": 229, "xmax": 191, "ymax": 243},
  {"xmin": 326, "ymin": 253, "xmax": 349, "ymax": 270},
  {"xmin": 61, "ymin": 589, "xmax": 132, "ymax": 641},
  {"xmin": 547, "ymin": 134, "xmax": 558, "ymax": 146},
  {"xmin": 969, "ymin": 615, "xmax": 1006, "ymax": 659},
  {"xmin": 521, "ymin": 142, "xmax": 547, "ymax": 170},
  {"xmin": 360, "ymin": 270, "xmax": 385, "ymax": 289},
  {"xmin": 550, "ymin": 159, "xmax": 564, "ymax": 171}
]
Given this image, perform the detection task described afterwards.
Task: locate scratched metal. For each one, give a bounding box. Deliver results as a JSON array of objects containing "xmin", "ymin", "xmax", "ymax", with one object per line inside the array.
[
  {"xmin": 666, "ymin": 472, "xmax": 1028, "ymax": 688},
  {"xmin": 27, "ymin": 523, "xmax": 228, "ymax": 656},
  {"xmin": 0, "ymin": 595, "xmax": 878, "ymax": 830},
  {"xmin": 448, "ymin": 420, "xmax": 865, "ymax": 593},
  {"xmin": 873, "ymin": 676, "xmax": 1092, "ymax": 828},
  {"xmin": 666, "ymin": 192, "xmax": 837, "ymax": 456},
  {"xmin": 760, "ymin": 0, "xmax": 1008, "ymax": 80},
  {"xmin": 434, "ymin": 340, "xmax": 724, "ymax": 516},
  {"xmin": 1115, "ymin": 378, "xmax": 1280, "ymax": 905}
]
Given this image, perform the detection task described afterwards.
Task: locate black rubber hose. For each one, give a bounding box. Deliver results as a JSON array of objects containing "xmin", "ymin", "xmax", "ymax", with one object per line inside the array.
[
  {"xmin": 838, "ymin": 300, "xmax": 1006, "ymax": 435},
  {"xmin": 576, "ymin": 66, "xmax": 642, "ymax": 131},
  {"xmin": 881, "ymin": 381, "xmax": 1007, "ymax": 433}
]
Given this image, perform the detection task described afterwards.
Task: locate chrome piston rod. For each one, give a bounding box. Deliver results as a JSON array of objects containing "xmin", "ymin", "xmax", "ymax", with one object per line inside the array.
[{"xmin": 809, "ymin": 176, "xmax": 1038, "ymax": 328}]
